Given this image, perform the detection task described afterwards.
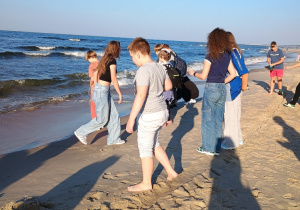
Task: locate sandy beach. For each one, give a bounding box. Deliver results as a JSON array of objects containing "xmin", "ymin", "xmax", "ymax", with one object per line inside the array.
[{"xmin": 1, "ymin": 59, "xmax": 300, "ymax": 209}]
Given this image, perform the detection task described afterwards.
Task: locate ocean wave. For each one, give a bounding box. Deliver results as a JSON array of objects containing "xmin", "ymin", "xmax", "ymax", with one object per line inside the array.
[
  {"xmin": 24, "ymin": 52, "xmax": 51, "ymax": 56},
  {"xmin": 0, "ymin": 93, "xmax": 83, "ymax": 114},
  {"xmin": 0, "ymin": 51, "xmax": 25, "ymax": 57},
  {"xmin": 188, "ymin": 62, "xmax": 204, "ymax": 70},
  {"xmin": 0, "ymin": 78, "xmax": 66, "ymax": 97},
  {"xmin": 61, "ymin": 51, "xmax": 104, "ymax": 57},
  {"xmin": 244, "ymin": 56, "xmax": 266, "ymax": 65},
  {"xmin": 40, "ymin": 37, "xmax": 65, "ymax": 40},
  {"xmin": 37, "ymin": 46, "xmax": 56, "ymax": 50},
  {"xmin": 69, "ymin": 38, "xmax": 81, "ymax": 42}
]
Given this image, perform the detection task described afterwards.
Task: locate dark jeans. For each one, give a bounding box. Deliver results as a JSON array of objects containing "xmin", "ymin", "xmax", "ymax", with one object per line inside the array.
[{"xmin": 290, "ymin": 82, "xmax": 300, "ymax": 105}]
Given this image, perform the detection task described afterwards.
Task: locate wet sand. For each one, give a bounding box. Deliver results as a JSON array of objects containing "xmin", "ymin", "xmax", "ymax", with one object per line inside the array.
[{"xmin": 1, "ymin": 60, "xmax": 300, "ymax": 209}]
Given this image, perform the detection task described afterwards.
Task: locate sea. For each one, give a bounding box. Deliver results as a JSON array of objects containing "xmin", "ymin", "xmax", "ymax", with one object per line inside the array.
[{"xmin": 1, "ymin": 30, "xmax": 299, "ymax": 114}]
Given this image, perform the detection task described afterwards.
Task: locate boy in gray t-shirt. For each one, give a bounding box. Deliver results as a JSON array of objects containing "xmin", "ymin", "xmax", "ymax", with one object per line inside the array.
[{"xmin": 126, "ymin": 37, "xmax": 178, "ymax": 192}]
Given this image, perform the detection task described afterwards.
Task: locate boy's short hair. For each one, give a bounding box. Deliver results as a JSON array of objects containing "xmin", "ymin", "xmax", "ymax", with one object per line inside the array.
[
  {"xmin": 127, "ymin": 37, "xmax": 150, "ymax": 55},
  {"xmin": 85, "ymin": 50, "xmax": 97, "ymax": 61},
  {"xmin": 154, "ymin": 44, "xmax": 163, "ymax": 53},
  {"xmin": 270, "ymin": 41, "xmax": 277, "ymax": 46}
]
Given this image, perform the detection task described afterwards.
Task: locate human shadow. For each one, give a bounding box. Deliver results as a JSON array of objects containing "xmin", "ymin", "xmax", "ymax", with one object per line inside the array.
[
  {"xmin": 252, "ymin": 79, "xmax": 290, "ymax": 97},
  {"xmin": 209, "ymin": 149, "xmax": 261, "ymax": 209},
  {"xmin": 252, "ymin": 80, "xmax": 271, "ymax": 93},
  {"xmin": 273, "ymin": 116, "xmax": 300, "ymax": 161},
  {"xmin": 152, "ymin": 103, "xmax": 199, "ymax": 183},
  {"xmin": 0, "ymin": 136, "xmax": 78, "ymax": 192},
  {"xmin": 36, "ymin": 156, "xmax": 119, "ymax": 209}
]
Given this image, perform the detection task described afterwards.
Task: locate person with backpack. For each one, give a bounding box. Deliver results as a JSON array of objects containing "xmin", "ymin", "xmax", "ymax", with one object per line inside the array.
[
  {"xmin": 157, "ymin": 48, "xmax": 181, "ymax": 125},
  {"xmin": 162, "ymin": 44, "xmax": 199, "ymax": 104}
]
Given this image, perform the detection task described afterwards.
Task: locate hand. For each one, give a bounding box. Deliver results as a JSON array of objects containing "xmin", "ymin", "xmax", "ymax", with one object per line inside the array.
[
  {"xmin": 118, "ymin": 94, "xmax": 123, "ymax": 104},
  {"xmin": 242, "ymin": 86, "xmax": 249, "ymax": 91},
  {"xmin": 188, "ymin": 70, "xmax": 195, "ymax": 76},
  {"xmin": 286, "ymin": 66, "xmax": 292, "ymax": 69},
  {"xmin": 126, "ymin": 118, "xmax": 135, "ymax": 133},
  {"xmin": 269, "ymin": 64, "xmax": 274, "ymax": 67}
]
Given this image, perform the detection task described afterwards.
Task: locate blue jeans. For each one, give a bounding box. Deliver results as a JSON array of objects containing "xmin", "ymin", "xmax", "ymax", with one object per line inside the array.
[
  {"xmin": 75, "ymin": 83, "xmax": 121, "ymax": 145},
  {"xmin": 201, "ymin": 83, "xmax": 226, "ymax": 152}
]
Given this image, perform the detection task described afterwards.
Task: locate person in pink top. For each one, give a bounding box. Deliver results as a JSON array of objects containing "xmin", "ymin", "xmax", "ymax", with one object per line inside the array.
[{"xmin": 86, "ymin": 50, "xmax": 99, "ymax": 119}]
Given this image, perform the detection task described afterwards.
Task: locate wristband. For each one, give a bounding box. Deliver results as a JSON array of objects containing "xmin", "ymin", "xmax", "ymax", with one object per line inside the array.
[{"xmin": 193, "ymin": 72, "xmax": 197, "ymax": 77}]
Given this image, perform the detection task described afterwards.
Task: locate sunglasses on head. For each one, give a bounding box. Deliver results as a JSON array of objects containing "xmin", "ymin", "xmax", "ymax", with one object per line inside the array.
[{"xmin": 271, "ymin": 45, "xmax": 276, "ymax": 48}]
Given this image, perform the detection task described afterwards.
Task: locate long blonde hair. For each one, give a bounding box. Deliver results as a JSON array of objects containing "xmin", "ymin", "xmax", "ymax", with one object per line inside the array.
[{"xmin": 97, "ymin": 41, "xmax": 121, "ymax": 77}]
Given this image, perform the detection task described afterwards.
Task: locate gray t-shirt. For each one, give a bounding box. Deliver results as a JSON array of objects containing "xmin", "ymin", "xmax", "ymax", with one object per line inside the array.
[
  {"xmin": 267, "ymin": 49, "xmax": 284, "ymax": 69},
  {"xmin": 134, "ymin": 62, "xmax": 169, "ymax": 114}
]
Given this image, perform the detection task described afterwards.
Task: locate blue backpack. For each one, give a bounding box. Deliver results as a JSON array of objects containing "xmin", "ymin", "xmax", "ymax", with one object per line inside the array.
[{"xmin": 171, "ymin": 52, "xmax": 187, "ymax": 76}]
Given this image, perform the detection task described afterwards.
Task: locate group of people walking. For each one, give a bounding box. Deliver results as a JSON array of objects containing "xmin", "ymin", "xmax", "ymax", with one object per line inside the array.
[{"xmin": 73, "ymin": 27, "xmax": 299, "ymax": 192}]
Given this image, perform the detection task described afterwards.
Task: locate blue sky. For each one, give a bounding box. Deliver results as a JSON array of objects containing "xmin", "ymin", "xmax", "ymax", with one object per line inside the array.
[{"xmin": 0, "ymin": 0, "xmax": 299, "ymax": 45}]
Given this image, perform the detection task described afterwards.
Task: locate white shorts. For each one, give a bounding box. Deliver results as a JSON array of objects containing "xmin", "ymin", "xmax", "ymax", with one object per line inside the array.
[{"xmin": 137, "ymin": 109, "xmax": 168, "ymax": 158}]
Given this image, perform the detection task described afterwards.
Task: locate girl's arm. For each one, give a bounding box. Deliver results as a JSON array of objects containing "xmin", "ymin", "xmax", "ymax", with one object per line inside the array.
[
  {"xmin": 110, "ymin": 64, "xmax": 123, "ymax": 104},
  {"xmin": 225, "ymin": 60, "xmax": 236, "ymax": 84},
  {"xmin": 286, "ymin": 63, "xmax": 300, "ymax": 69},
  {"xmin": 126, "ymin": 86, "xmax": 148, "ymax": 133},
  {"xmin": 241, "ymin": 73, "xmax": 249, "ymax": 91},
  {"xmin": 164, "ymin": 78, "xmax": 173, "ymax": 91},
  {"xmin": 188, "ymin": 59, "xmax": 211, "ymax": 80},
  {"xmin": 93, "ymin": 70, "xmax": 98, "ymax": 86}
]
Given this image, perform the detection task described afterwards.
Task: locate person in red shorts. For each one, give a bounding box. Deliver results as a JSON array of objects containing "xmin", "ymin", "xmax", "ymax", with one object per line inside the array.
[
  {"xmin": 86, "ymin": 50, "xmax": 99, "ymax": 119},
  {"xmin": 267, "ymin": 41, "xmax": 285, "ymax": 95}
]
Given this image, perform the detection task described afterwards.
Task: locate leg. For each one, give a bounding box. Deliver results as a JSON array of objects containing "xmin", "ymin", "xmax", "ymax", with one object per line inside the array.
[
  {"xmin": 75, "ymin": 87, "xmax": 109, "ymax": 137},
  {"xmin": 106, "ymin": 95, "xmax": 121, "ymax": 145},
  {"xmin": 201, "ymin": 84, "xmax": 219, "ymax": 152},
  {"xmin": 223, "ymin": 100, "xmax": 238, "ymax": 147},
  {"xmin": 128, "ymin": 110, "xmax": 169, "ymax": 192},
  {"xmin": 290, "ymin": 82, "xmax": 300, "ymax": 105},
  {"xmin": 154, "ymin": 146, "xmax": 178, "ymax": 181},
  {"xmin": 90, "ymin": 86, "xmax": 97, "ymax": 119},
  {"xmin": 269, "ymin": 76, "xmax": 276, "ymax": 94},
  {"xmin": 215, "ymin": 85, "xmax": 226, "ymax": 152},
  {"xmin": 128, "ymin": 157, "xmax": 154, "ymax": 192},
  {"xmin": 277, "ymin": 76, "xmax": 283, "ymax": 90},
  {"xmin": 236, "ymin": 93, "xmax": 243, "ymax": 143}
]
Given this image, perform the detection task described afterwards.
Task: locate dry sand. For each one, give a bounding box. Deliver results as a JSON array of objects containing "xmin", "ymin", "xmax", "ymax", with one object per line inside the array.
[{"xmin": 1, "ymin": 61, "xmax": 300, "ymax": 210}]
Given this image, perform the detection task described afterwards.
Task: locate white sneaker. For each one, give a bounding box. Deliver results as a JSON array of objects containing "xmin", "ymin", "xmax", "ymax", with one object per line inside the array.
[
  {"xmin": 187, "ymin": 99, "xmax": 196, "ymax": 104},
  {"xmin": 112, "ymin": 140, "xmax": 126, "ymax": 145},
  {"xmin": 74, "ymin": 131, "xmax": 87, "ymax": 145}
]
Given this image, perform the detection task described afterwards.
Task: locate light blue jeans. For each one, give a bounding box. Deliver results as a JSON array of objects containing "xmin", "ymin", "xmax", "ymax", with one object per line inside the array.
[
  {"xmin": 75, "ymin": 83, "xmax": 121, "ymax": 145},
  {"xmin": 201, "ymin": 83, "xmax": 226, "ymax": 153}
]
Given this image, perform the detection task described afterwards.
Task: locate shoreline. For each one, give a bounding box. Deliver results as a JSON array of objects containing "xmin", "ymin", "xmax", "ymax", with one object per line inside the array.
[
  {"xmin": 0, "ymin": 56, "xmax": 299, "ymax": 156},
  {"xmin": 1, "ymin": 59, "xmax": 300, "ymax": 209}
]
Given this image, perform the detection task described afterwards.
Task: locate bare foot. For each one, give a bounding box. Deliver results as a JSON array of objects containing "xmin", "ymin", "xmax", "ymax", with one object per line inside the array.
[
  {"xmin": 167, "ymin": 171, "xmax": 178, "ymax": 181},
  {"xmin": 269, "ymin": 92, "xmax": 273, "ymax": 95},
  {"xmin": 128, "ymin": 182, "xmax": 152, "ymax": 192}
]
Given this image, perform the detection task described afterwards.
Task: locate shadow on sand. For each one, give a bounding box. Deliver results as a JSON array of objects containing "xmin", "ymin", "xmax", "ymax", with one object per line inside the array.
[
  {"xmin": 152, "ymin": 102, "xmax": 199, "ymax": 183},
  {"xmin": 273, "ymin": 116, "xmax": 300, "ymax": 161},
  {"xmin": 0, "ymin": 136, "xmax": 78, "ymax": 192},
  {"xmin": 209, "ymin": 149, "xmax": 260, "ymax": 209}
]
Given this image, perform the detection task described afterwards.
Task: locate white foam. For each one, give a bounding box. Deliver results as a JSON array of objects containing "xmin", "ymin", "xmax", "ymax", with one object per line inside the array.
[
  {"xmin": 116, "ymin": 70, "xmax": 136, "ymax": 86},
  {"xmin": 63, "ymin": 51, "xmax": 104, "ymax": 58},
  {"xmin": 188, "ymin": 62, "xmax": 204, "ymax": 70},
  {"xmin": 63, "ymin": 51, "xmax": 86, "ymax": 57},
  {"xmin": 37, "ymin": 46, "xmax": 56, "ymax": 50},
  {"xmin": 69, "ymin": 38, "xmax": 81, "ymax": 42},
  {"xmin": 24, "ymin": 52, "xmax": 51, "ymax": 56},
  {"xmin": 244, "ymin": 56, "xmax": 267, "ymax": 65}
]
